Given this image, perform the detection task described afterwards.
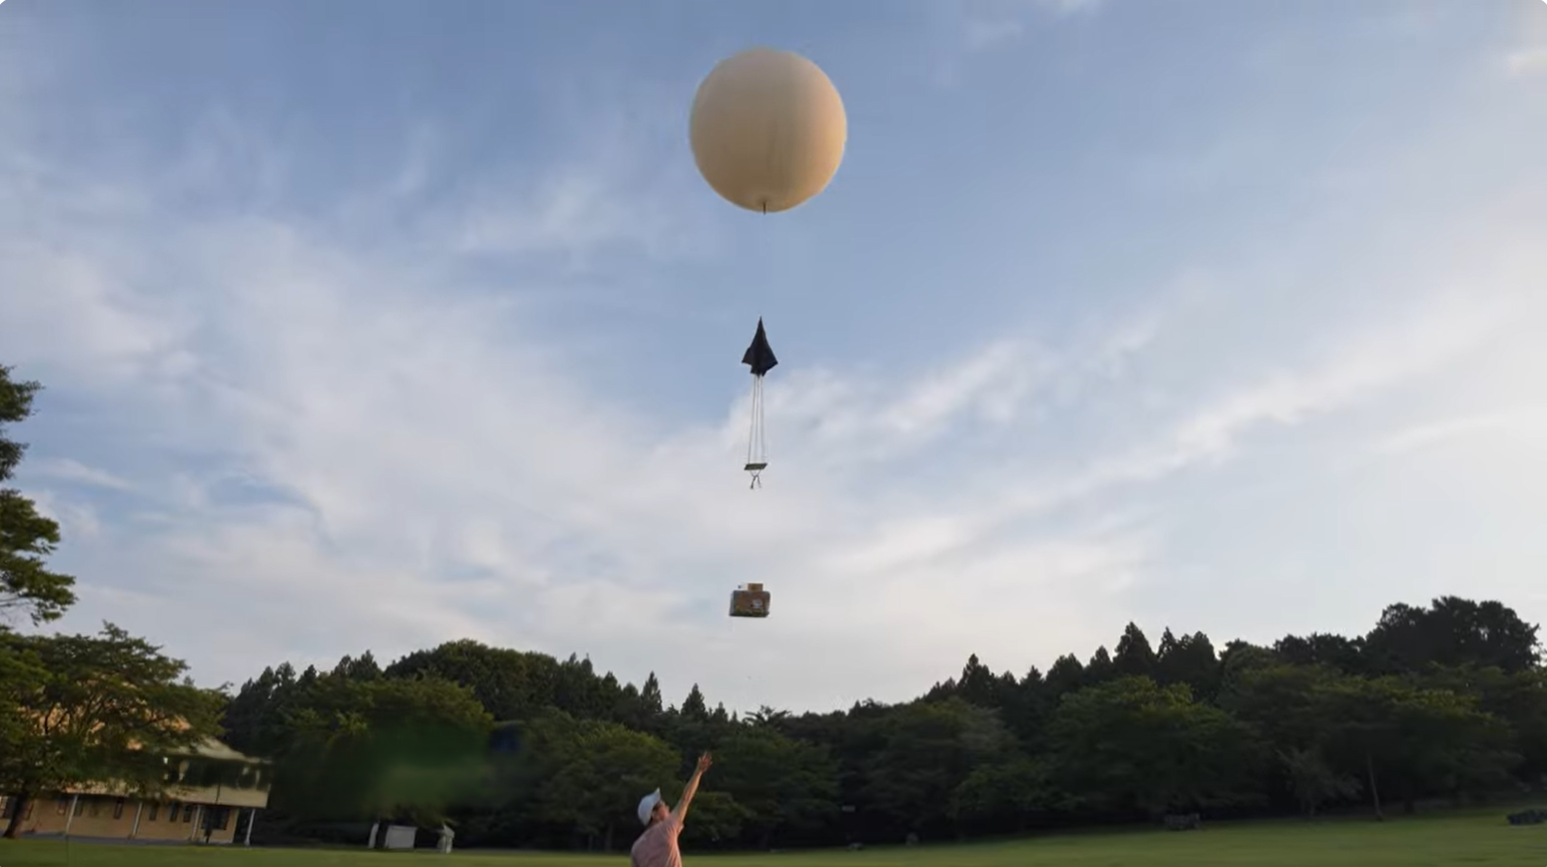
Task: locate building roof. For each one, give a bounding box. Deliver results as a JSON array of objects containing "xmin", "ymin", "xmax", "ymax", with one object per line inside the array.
[
  {"xmin": 167, "ymin": 737, "xmax": 270, "ymax": 765},
  {"xmin": 50, "ymin": 737, "xmax": 272, "ymax": 808}
]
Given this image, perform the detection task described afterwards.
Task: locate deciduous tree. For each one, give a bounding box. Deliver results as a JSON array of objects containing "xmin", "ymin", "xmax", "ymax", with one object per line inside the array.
[
  {"xmin": 0, "ymin": 366, "xmax": 77, "ymax": 624},
  {"xmin": 0, "ymin": 623, "xmax": 224, "ymax": 838}
]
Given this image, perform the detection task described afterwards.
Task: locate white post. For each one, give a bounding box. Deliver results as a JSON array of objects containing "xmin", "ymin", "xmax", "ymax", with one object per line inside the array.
[
  {"xmin": 244, "ymin": 808, "xmax": 257, "ymax": 846},
  {"xmin": 63, "ymin": 794, "xmax": 79, "ymax": 837},
  {"xmin": 129, "ymin": 800, "xmax": 144, "ymax": 839},
  {"xmin": 189, "ymin": 804, "xmax": 202, "ymax": 842}
]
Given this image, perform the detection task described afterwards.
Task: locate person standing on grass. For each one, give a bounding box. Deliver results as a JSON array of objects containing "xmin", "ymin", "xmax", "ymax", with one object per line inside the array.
[{"xmin": 632, "ymin": 752, "xmax": 713, "ymax": 867}]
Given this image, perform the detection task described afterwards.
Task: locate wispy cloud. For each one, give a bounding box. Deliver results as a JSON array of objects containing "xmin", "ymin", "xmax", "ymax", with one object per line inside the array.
[
  {"xmin": 1172, "ymin": 296, "xmax": 1503, "ymax": 459},
  {"xmin": 1501, "ymin": 0, "xmax": 1547, "ymax": 76},
  {"xmin": 1505, "ymin": 46, "xmax": 1547, "ymax": 76},
  {"xmin": 934, "ymin": 0, "xmax": 1105, "ymax": 89},
  {"xmin": 1379, "ymin": 408, "xmax": 1547, "ymax": 454},
  {"xmin": 958, "ymin": 0, "xmax": 1102, "ymax": 51},
  {"xmin": 1035, "ymin": 0, "xmax": 1103, "ymax": 16},
  {"xmin": 24, "ymin": 458, "xmax": 134, "ymax": 491},
  {"xmin": 963, "ymin": 17, "xmax": 1026, "ymax": 52}
]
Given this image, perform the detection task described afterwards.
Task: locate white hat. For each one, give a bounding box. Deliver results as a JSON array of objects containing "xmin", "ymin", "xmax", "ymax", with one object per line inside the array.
[{"xmin": 637, "ymin": 789, "xmax": 663, "ymax": 826}]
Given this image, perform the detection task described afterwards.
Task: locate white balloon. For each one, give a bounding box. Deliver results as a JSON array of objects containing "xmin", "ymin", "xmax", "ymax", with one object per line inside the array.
[{"xmin": 690, "ymin": 47, "xmax": 847, "ymax": 214}]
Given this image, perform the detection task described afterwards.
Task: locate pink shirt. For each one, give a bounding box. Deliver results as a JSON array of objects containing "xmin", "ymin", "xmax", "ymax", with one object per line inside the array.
[{"xmin": 630, "ymin": 813, "xmax": 683, "ymax": 867}]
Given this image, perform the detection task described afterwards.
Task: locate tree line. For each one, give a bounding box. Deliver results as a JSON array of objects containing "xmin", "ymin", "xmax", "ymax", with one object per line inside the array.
[
  {"xmin": 3, "ymin": 363, "xmax": 1546, "ymax": 850},
  {"xmin": 214, "ymin": 596, "xmax": 1546, "ymax": 851}
]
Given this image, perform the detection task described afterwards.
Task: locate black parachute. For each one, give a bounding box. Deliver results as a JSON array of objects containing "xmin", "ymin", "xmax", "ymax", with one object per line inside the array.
[{"xmin": 741, "ymin": 318, "xmax": 777, "ymax": 488}]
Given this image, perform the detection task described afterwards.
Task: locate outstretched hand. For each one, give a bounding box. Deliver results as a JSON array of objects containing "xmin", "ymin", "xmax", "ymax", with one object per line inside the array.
[{"xmin": 672, "ymin": 752, "xmax": 714, "ymax": 823}]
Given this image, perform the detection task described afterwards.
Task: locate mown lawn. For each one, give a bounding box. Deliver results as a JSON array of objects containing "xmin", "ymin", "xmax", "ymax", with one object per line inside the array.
[{"xmin": 2, "ymin": 809, "xmax": 1543, "ymax": 867}]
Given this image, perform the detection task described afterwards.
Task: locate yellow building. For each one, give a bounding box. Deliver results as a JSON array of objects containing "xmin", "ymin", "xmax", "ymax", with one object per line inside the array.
[{"xmin": 1, "ymin": 737, "xmax": 271, "ymax": 844}]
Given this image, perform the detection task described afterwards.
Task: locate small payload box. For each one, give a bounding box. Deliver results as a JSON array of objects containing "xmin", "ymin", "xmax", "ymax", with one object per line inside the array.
[{"xmin": 729, "ymin": 583, "xmax": 771, "ymax": 618}]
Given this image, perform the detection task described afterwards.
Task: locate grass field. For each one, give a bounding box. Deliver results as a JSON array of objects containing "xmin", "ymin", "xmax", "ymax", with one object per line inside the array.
[{"xmin": 3, "ymin": 809, "xmax": 1544, "ymax": 867}]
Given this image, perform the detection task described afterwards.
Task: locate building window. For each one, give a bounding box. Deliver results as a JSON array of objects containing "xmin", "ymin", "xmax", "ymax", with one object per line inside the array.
[
  {"xmin": 212, "ymin": 807, "xmax": 231, "ymax": 830},
  {"xmin": 148, "ymin": 802, "xmax": 160, "ymax": 822},
  {"xmin": 182, "ymin": 804, "xmax": 194, "ymax": 823},
  {"xmin": 74, "ymin": 798, "xmax": 85, "ymax": 817},
  {"xmin": 56, "ymin": 798, "xmax": 68, "ymax": 815},
  {"xmin": 113, "ymin": 798, "xmax": 126, "ymax": 820}
]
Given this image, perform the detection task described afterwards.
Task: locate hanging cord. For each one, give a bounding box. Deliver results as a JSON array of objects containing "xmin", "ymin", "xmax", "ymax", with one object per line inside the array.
[
  {"xmin": 746, "ymin": 375, "xmax": 765, "ymax": 488},
  {"xmin": 758, "ymin": 370, "xmax": 768, "ymax": 472},
  {"xmin": 743, "ymin": 201, "xmax": 769, "ymax": 490}
]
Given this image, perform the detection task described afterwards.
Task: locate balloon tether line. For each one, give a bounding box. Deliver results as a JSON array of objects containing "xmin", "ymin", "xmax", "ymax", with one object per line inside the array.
[{"xmin": 752, "ymin": 197, "xmax": 768, "ymax": 491}]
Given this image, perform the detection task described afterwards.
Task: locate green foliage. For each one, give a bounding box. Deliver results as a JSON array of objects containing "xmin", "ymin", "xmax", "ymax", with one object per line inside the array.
[
  {"xmin": 712, "ymin": 726, "xmax": 839, "ymax": 847},
  {"xmin": 861, "ymin": 698, "xmax": 1014, "ymax": 836},
  {"xmin": 0, "ymin": 637, "xmax": 49, "ymax": 779},
  {"xmin": 1217, "ymin": 641, "xmax": 1281, "ymax": 693},
  {"xmin": 0, "ymin": 365, "xmax": 77, "ymax": 624},
  {"xmin": 1113, "ymin": 623, "xmax": 1157, "ymax": 678},
  {"xmin": 1273, "ymin": 632, "xmax": 1366, "ymax": 674},
  {"xmin": 511, "ymin": 709, "xmax": 682, "ymax": 849},
  {"xmin": 383, "ymin": 640, "xmax": 660, "ymax": 732},
  {"xmin": 1044, "ymin": 654, "xmax": 1085, "ymax": 698},
  {"xmin": 1217, "ymin": 662, "xmax": 1345, "ymax": 752},
  {"xmin": 213, "ymin": 593, "xmax": 1540, "ymax": 851},
  {"xmin": 674, "ymin": 789, "xmax": 751, "ymax": 845},
  {"xmin": 268, "ymin": 673, "xmax": 493, "ymax": 826},
  {"xmin": 950, "ymin": 754, "xmax": 1063, "ymax": 833},
  {"xmin": 1364, "ymin": 597, "xmax": 1540, "ymax": 675},
  {"xmin": 0, "ymin": 623, "xmax": 225, "ymax": 838},
  {"xmin": 1319, "ymin": 674, "xmax": 1519, "ymax": 813},
  {"xmin": 0, "ymin": 365, "xmax": 40, "ymax": 481},
  {"xmin": 1154, "ymin": 629, "xmax": 1221, "ymax": 700},
  {"xmin": 1049, "ymin": 676, "xmax": 1263, "ymax": 816},
  {"xmin": 681, "ymin": 684, "xmax": 709, "ymax": 721},
  {"xmin": 1084, "ymin": 645, "xmax": 1116, "ymax": 685},
  {"xmin": 1474, "ymin": 666, "xmax": 1547, "ymax": 780},
  {"xmin": 1277, "ymin": 747, "xmax": 1360, "ymax": 817}
]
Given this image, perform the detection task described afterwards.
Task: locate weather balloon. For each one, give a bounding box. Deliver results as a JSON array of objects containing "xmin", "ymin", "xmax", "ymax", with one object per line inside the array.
[{"xmin": 689, "ymin": 47, "xmax": 847, "ymax": 214}]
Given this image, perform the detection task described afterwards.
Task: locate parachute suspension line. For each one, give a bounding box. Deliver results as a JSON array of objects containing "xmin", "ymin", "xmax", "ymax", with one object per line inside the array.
[{"xmin": 745, "ymin": 374, "xmax": 766, "ymax": 489}]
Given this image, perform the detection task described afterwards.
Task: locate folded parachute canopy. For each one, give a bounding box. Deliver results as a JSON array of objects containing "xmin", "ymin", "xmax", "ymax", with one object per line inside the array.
[{"xmin": 742, "ymin": 317, "xmax": 778, "ymax": 377}]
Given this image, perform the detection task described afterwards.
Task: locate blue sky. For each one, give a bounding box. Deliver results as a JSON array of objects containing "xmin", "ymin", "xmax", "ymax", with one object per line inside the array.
[{"xmin": 2, "ymin": 0, "xmax": 1546, "ymax": 715}]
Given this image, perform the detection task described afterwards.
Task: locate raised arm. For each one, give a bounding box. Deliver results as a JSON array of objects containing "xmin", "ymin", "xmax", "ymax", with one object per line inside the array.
[{"xmin": 671, "ymin": 752, "xmax": 713, "ymax": 824}]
